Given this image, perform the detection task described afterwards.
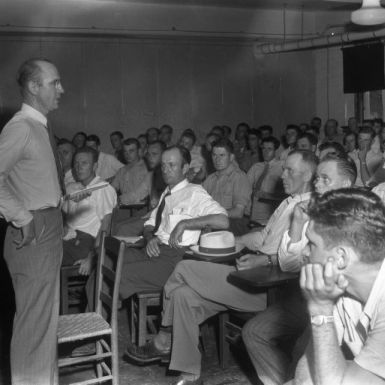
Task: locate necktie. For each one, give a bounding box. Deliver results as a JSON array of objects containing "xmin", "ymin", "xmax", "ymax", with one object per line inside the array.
[
  {"xmin": 46, "ymin": 123, "xmax": 65, "ymax": 195},
  {"xmin": 153, "ymin": 190, "xmax": 171, "ymax": 234},
  {"xmin": 253, "ymin": 162, "xmax": 270, "ymax": 196}
]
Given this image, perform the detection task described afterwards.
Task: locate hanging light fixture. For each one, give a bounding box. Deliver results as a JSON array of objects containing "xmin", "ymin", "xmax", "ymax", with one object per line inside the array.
[{"xmin": 351, "ymin": 0, "xmax": 385, "ymax": 25}]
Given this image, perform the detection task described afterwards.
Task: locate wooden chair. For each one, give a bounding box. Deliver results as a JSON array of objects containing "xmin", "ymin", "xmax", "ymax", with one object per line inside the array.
[
  {"xmin": 60, "ymin": 265, "xmax": 88, "ymax": 315},
  {"xmin": 57, "ymin": 233, "xmax": 126, "ymax": 385},
  {"xmin": 130, "ymin": 290, "xmax": 162, "ymax": 346}
]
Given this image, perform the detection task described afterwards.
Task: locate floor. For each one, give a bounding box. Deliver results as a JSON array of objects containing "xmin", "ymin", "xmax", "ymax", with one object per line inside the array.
[{"xmin": 0, "ymin": 219, "xmax": 261, "ymax": 385}]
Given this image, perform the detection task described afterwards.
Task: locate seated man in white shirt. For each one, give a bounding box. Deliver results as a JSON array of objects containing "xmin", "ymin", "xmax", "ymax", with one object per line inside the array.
[
  {"xmin": 62, "ymin": 146, "xmax": 117, "ymax": 275},
  {"xmin": 86, "ymin": 134, "xmax": 124, "ymax": 182},
  {"xmin": 348, "ymin": 127, "xmax": 383, "ymax": 187},
  {"xmin": 57, "ymin": 138, "xmax": 76, "ymax": 187},
  {"xmin": 293, "ymin": 189, "xmax": 385, "ymax": 385},
  {"xmin": 242, "ymin": 155, "xmax": 357, "ymax": 385},
  {"xmin": 125, "ymin": 150, "xmax": 317, "ymax": 385}
]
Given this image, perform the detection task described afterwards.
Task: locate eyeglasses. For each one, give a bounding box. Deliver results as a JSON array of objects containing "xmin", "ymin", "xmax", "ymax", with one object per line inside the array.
[{"xmin": 315, "ymin": 176, "xmax": 332, "ymax": 185}]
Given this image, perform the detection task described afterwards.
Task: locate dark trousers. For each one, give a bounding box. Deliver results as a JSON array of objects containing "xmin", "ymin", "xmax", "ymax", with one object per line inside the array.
[
  {"xmin": 242, "ymin": 285, "xmax": 308, "ymax": 385},
  {"xmin": 62, "ymin": 230, "xmax": 95, "ymax": 265},
  {"xmin": 85, "ymin": 243, "xmax": 186, "ymax": 310},
  {"xmin": 4, "ymin": 208, "xmax": 63, "ymax": 385}
]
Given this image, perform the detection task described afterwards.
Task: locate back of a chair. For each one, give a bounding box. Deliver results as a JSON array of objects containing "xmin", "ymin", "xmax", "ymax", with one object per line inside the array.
[{"xmin": 95, "ymin": 232, "xmax": 125, "ymax": 328}]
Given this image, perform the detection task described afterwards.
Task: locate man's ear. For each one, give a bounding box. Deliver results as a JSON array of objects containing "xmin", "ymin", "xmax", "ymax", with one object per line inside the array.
[
  {"xmin": 182, "ymin": 163, "xmax": 190, "ymax": 175},
  {"xmin": 335, "ymin": 246, "xmax": 350, "ymax": 270},
  {"xmin": 27, "ymin": 80, "xmax": 40, "ymax": 96},
  {"xmin": 303, "ymin": 169, "xmax": 313, "ymax": 183}
]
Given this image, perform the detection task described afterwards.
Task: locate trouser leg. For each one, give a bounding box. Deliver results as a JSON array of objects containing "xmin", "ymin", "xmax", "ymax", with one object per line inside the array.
[
  {"xmin": 4, "ymin": 211, "xmax": 62, "ymax": 385},
  {"xmin": 242, "ymin": 294, "xmax": 308, "ymax": 385}
]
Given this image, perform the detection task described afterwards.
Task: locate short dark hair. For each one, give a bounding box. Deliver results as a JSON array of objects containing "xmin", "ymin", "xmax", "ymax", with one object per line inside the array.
[
  {"xmin": 320, "ymin": 154, "xmax": 357, "ymax": 185},
  {"xmin": 72, "ymin": 131, "xmax": 87, "ymax": 141},
  {"xmin": 110, "ymin": 131, "xmax": 123, "ymax": 139},
  {"xmin": 211, "ymin": 126, "xmax": 225, "ymax": 137},
  {"xmin": 74, "ymin": 145, "xmax": 99, "ymax": 163},
  {"xmin": 259, "ymin": 125, "xmax": 273, "ymax": 135},
  {"xmin": 358, "ymin": 126, "xmax": 375, "ymax": 139},
  {"xmin": 165, "ymin": 145, "xmax": 191, "ymax": 166},
  {"xmin": 137, "ymin": 134, "xmax": 148, "ymax": 144},
  {"xmin": 212, "ymin": 138, "xmax": 234, "ymax": 154},
  {"xmin": 286, "ymin": 124, "xmax": 301, "ymax": 136},
  {"xmin": 148, "ymin": 140, "xmax": 167, "ymax": 152},
  {"xmin": 287, "ymin": 149, "xmax": 318, "ymax": 175},
  {"xmin": 222, "ymin": 125, "xmax": 232, "ymax": 136},
  {"xmin": 298, "ymin": 132, "xmax": 318, "ymax": 146},
  {"xmin": 17, "ymin": 58, "xmax": 53, "ymax": 95},
  {"xmin": 123, "ymin": 138, "xmax": 140, "ymax": 149},
  {"xmin": 236, "ymin": 122, "xmax": 250, "ymax": 131},
  {"xmin": 343, "ymin": 131, "xmax": 357, "ymax": 146},
  {"xmin": 160, "ymin": 124, "xmax": 173, "ymax": 134},
  {"xmin": 308, "ymin": 188, "xmax": 385, "ymax": 264},
  {"xmin": 319, "ymin": 142, "xmax": 347, "ymax": 159},
  {"xmin": 248, "ymin": 128, "xmax": 261, "ymax": 139},
  {"xmin": 86, "ymin": 134, "xmax": 101, "ymax": 146},
  {"xmin": 261, "ymin": 136, "xmax": 280, "ymax": 150},
  {"xmin": 181, "ymin": 131, "xmax": 196, "ymax": 145}
]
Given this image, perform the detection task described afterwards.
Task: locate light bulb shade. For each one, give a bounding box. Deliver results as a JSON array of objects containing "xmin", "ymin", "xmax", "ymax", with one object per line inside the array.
[{"xmin": 351, "ymin": 0, "xmax": 385, "ymax": 25}]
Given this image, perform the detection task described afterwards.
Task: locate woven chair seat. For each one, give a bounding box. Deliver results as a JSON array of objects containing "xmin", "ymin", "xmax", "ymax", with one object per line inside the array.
[{"xmin": 58, "ymin": 312, "xmax": 111, "ymax": 343}]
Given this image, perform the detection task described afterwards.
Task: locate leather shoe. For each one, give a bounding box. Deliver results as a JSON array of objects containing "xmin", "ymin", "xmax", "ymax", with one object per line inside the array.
[
  {"xmin": 124, "ymin": 339, "xmax": 171, "ymax": 364},
  {"xmin": 172, "ymin": 376, "xmax": 203, "ymax": 385}
]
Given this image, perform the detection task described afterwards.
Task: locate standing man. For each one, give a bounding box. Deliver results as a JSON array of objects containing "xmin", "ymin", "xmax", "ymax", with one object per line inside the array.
[{"xmin": 0, "ymin": 58, "xmax": 64, "ymax": 384}]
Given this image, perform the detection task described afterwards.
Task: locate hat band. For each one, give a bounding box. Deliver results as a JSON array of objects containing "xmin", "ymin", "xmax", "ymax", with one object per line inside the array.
[{"xmin": 198, "ymin": 245, "xmax": 236, "ymax": 255}]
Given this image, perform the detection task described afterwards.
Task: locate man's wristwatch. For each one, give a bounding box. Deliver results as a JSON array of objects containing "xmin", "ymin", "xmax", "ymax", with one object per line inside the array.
[{"xmin": 310, "ymin": 315, "xmax": 334, "ymax": 326}]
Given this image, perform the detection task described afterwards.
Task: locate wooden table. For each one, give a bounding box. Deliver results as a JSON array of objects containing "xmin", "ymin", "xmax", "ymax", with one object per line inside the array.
[{"xmin": 227, "ymin": 265, "xmax": 298, "ymax": 305}]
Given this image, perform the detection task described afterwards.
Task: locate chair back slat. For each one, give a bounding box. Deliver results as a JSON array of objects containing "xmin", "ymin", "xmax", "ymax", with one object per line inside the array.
[
  {"xmin": 100, "ymin": 291, "xmax": 113, "ymax": 309},
  {"xmin": 95, "ymin": 232, "xmax": 126, "ymax": 323}
]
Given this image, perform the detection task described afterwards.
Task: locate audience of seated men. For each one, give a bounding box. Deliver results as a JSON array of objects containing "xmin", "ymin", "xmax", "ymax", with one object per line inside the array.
[
  {"xmin": 57, "ymin": 138, "xmax": 76, "ymax": 187},
  {"xmin": 72, "ymin": 131, "xmax": 87, "ymax": 149},
  {"xmin": 243, "ymin": 155, "xmax": 357, "ymax": 385},
  {"xmin": 202, "ymin": 138, "xmax": 251, "ymax": 235},
  {"xmin": 278, "ymin": 125, "xmax": 300, "ymax": 161},
  {"xmin": 247, "ymin": 136, "xmax": 284, "ymax": 226},
  {"xmin": 62, "ymin": 146, "xmax": 117, "ymax": 275},
  {"xmin": 86, "ymin": 134, "xmax": 124, "ymax": 182},
  {"xmin": 292, "ymin": 189, "xmax": 385, "ymax": 385},
  {"xmin": 110, "ymin": 130, "xmax": 126, "ymax": 164},
  {"xmin": 125, "ymin": 150, "xmax": 317, "ymax": 385},
  {"xmin": 238, "ymin": 128, "xmax": 262, "ymax": 172},
  {"xmin": 348, "ymin": 127, "xmax": 383, "ymax": 187},
  {"xmin": 86, "ymin": 145, "xmax": 228, "ymax": 313}
]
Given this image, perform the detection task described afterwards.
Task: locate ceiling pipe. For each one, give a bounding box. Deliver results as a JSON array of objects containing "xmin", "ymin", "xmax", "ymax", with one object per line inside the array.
[{"xmin": 253, "ymin": 27, "xmax": 385, "ymax": 55}]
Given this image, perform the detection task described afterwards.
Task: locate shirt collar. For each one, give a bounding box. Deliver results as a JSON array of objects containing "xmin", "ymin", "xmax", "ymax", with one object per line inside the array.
[
  {"xmin": 21, "ymin": 103, "xmax": 47, "ymax": 127},
  {"xmin": 85, "ymin": 175, "xmax": 100, "ymax": 188},
  {"xmin": 290, "ymin": 191, "xmax": 312, "ymax": 201},
  {"xmin": 168, "ymin": 178, "xmax": 189, "ymax": 194}
]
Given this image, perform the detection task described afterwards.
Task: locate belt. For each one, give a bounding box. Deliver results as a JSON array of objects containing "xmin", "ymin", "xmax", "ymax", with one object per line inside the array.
[{"xmin": 31, "ymin": 206, "xmax": 60, "ymax": 214}]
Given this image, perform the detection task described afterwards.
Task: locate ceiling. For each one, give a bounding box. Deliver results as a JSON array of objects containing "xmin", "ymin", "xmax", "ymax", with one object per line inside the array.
[{"xmin": 0, "ymin": 0, "xmax": 372, "ymax": 40}]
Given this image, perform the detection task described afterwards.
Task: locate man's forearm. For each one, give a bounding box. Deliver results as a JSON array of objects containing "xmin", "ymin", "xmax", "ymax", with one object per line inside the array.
[
  {"xmin": 143, "ymin": 225, "xmax": 155, "ymax": 241},
  {"xmin": 182, "ymin": 214, "xmax": 229, "ymax": 231},
  {"xmin": 311, "ymin": 306, "xmax": 347, "ymax": 385},
  {"xmin": 227, "ymin": 205, "xmax": 245, "ymax": 219}
]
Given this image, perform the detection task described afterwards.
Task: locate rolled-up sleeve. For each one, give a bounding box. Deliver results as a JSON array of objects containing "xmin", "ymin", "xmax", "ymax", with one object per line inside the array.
[{"xmin": 278, "ymin": 222, "xmax": 308, "ymax": 272}]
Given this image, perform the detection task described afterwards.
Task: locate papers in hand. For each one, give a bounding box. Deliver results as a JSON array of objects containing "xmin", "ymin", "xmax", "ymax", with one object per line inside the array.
[
  {"xmin": 114, "ymin": 236, "xmax": 143, "ymax": 244},
  {"xmin": 64, "ymin": 182, "xmax": 109, "ymax": 200}
]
